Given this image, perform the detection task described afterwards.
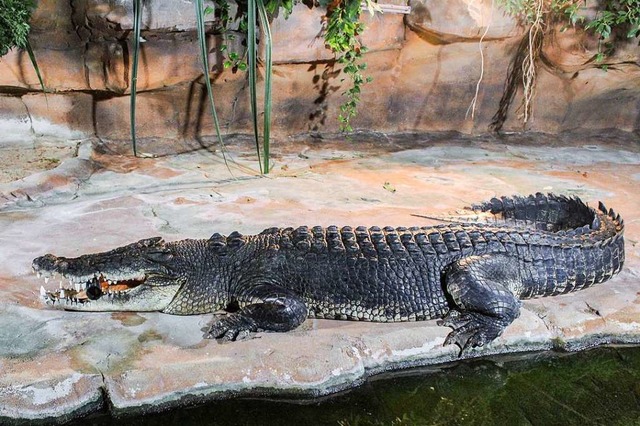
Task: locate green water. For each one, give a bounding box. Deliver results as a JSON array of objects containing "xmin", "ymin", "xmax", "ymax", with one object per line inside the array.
[{"xmin": 78, "ymin": 346, "xmax": 640, "ymax": 426}]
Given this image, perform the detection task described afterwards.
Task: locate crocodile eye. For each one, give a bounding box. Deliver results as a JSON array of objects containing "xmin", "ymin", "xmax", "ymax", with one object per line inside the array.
[
  {"xmin": 86, "ymin": 285, "xmax": 102, "ymax": 300},
  {"xmin": 145, "ymin": 251, "xmax": 173, "ymax": 262}
]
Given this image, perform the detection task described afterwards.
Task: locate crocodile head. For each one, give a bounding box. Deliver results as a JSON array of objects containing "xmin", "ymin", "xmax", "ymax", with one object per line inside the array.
[{"xmin": 32, "ymin": 237, "xmax": 200, "ymax": 312}]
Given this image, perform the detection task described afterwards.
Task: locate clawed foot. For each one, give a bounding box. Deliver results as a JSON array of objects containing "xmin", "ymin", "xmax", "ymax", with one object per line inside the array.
[
  {"xmin": 438, "ymin": 310, "xmax": 505, "ymax": 355},
  {"xmin": 205, "ymin": 314, "xmax": 259, "ymax": 341}
]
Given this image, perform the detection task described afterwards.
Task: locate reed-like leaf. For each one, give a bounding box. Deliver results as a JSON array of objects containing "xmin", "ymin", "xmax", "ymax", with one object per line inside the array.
[
  {"xmin": 195, "ymin": 0, "xmax": 230, "ymax": 170},
  {"xmin": 247, "ymin": 0, "xmax": 263, "ymax": 174},
  {"xmin": 256, "ymin": 0, "xmax": 272, "ymax": 174},
  {"xmin": 130, "ymin": 0, "xmax": 143, "ymax": 157},
  {"xmin": 24, "ymin": 41, "xmax": 45, "ymax": 92}
]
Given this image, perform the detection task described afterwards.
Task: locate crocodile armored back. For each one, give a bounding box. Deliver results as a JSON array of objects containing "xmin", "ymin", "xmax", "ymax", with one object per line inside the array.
[{"xmin": 33, "ymin": 193, "xmax": 625, "ymax": 353}]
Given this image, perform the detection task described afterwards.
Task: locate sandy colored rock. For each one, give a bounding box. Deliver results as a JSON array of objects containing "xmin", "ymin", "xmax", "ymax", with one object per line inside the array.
[
  {"xmin": 1, "ymin": 0, "xmax": 639, "ymax": 138},
  {"xmin": 406, "ymin": 0, "xmax": 519, "ymax": 41},
  {"xmin": 88, "ymin": 0, "xmax": 218, "ymax": 31},
  {"xmin": 0, "ymin": 45, "xmax": 90, "ymax": 91},
  {"xmin": 94, "ymin": 77, "xmax": 250, "ymax": 148},
  {"xmin": 22, "ymin": 93, "xmax": 94, "ymax": 138},
  {"xmin": 0, "ymin": 132, "xmax": 639, "ymax": 423},
  {"xmin": 29, "ymin": 0, "xmax": 77, "ymax": 36},
  {"xmin": 0, "ymin": 96, "xmax": 32, "ymax": 139}
]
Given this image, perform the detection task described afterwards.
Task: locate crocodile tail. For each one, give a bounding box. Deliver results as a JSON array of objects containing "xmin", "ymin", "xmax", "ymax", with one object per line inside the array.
[
  {"xmin": 469, "ymin": 193, "xmax": 618, "ymax": 233},
  {"xmin": 469, "ymin": 193, "xmax": 624, "ymax": 295}
]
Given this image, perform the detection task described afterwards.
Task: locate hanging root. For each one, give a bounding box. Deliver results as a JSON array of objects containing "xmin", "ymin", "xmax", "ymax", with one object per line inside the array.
[
  {"xmin": 466, "ymin": 0, "xmax": 494, "ymax": 121},
  {"xmin": 490, "ymin": 0, "xmax": 546, "ymax": 132},
  {"xmin": 521, "ymin": 0, "xmax": 544, "ymax": 124}
]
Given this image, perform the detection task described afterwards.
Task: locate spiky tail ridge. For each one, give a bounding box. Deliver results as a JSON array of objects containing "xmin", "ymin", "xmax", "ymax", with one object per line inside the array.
[{"xmin": 472, "ymin": 193, "xmax": 624, "ymax": 295}]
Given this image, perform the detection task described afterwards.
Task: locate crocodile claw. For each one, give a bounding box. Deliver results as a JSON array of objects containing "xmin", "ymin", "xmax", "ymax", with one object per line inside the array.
[
  {"xmin": 206, "ymin": 314, "xmax": 259, "ymax": 341},
  {"xmin": 438, "ymin": 310, "xmax": 505, "ymax": 355}
]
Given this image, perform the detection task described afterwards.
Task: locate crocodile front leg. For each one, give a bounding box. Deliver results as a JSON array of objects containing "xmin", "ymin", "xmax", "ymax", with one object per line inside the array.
[
  {"xmin": 440, "ymin": 254, "xmax": 522, "ymax": 354},
  {"xmin": 206, "ymin": 284, "xmax": 308, "ymax": 341}
]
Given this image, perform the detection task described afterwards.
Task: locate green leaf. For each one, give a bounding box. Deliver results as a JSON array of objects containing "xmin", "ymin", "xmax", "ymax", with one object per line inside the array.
[
  {"xmin": 195, "ymin": 0, "xmax": 230, "ymax": 170},
  {"xmin": 24, "ymin": 41, "xmax": 45, "ymax": 92},
  {"xmin": 257, "ymin": 0, "xmax": 273, "ymax": 174},
  {"xmin": 247, "ymin": 0, "xmax": 262, "ymax": 173},
  {"xmin": 130, "ymin": 0, "xmax": 143, "ymax": 157}
]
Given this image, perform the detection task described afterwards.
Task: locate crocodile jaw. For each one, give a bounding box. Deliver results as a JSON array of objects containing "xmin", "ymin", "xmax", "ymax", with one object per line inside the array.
[
  {"xmin": 32, "ymin": 237, "xmax": 187, "ymax": 312},
  {"xmin": 34, "ymin": 268, "xmax": 182, "ymax": 311}
]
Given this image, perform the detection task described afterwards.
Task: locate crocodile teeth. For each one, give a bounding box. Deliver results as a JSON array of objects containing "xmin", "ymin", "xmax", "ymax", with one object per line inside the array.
[
  {"xmin": 40, "ymin": 286, "xmax": 46, "ymax": 297},
  {"xmin": 44, "ymin": 276, "xmax": 49, "ymax": 284}
]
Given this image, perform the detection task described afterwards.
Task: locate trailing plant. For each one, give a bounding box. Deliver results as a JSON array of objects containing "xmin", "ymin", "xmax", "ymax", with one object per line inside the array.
[
  {"xmin": 130, "ymin": 0, "xmax": 276, "ymax": 173},
  {"xmin": 498, "ymin": 0, "xmax": 640, "ymax": 58},
  {"xmin": 492, "ymin": 0, "xmax": 640, "ymax": 131},
  {"xmin": 209, "ymin": 0, "xmax": 374, "ymax": 134},
  {"xmin": 583, "ymin": 0, "xmax": 640, "ymax": 62},
  {"xmin": 0, "ymin": 0, "xmax": 44, "ymax": 91},
  {"xmin": 129, "ymin": 0, "xmax": 378, "ymax": 172},
  {"xmin": 320, "ymin": 0, "xmax": 372, "ymax": 132}
]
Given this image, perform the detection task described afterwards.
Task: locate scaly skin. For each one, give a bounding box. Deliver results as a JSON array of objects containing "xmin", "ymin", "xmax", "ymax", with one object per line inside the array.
[{"xmin": 32, "ymin": 194, "xmax": 625, "ymax": 352}]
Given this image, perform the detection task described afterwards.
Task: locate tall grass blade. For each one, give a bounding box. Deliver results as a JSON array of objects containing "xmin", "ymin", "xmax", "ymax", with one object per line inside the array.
[
  {"xmin": 24, "ymin": 42, "xmax": 45, "ymax": 93},
  {"xmin": 247, "ymin": 0, "xmax": 263, "ymax": 174},
  {"xmin": 194, "ymin": 0, "xmax": 231, "ymax": 171},
  {"xmin": 256, "ymin": 0, "xmax": 272, "ymax": 174},
  {"xmin": 130, "ymin": 0, "xmax": 143, "ymax": 157}
]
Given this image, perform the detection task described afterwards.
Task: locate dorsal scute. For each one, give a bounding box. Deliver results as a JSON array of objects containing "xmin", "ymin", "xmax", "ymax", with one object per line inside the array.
[
  {"xmin": 260, "ymin": 227, "xmax": 280, "ymax": 235},
  {"xmin": 209, "ymin": 232, "xmax": 226, "ymax": 247},
  {"xmin": 227, "ymin": 231, "xmax": 245, "ymax": 248},
  {"xmin": 326, "ymin": 225, "xmax": 345, "ymax": 253}
]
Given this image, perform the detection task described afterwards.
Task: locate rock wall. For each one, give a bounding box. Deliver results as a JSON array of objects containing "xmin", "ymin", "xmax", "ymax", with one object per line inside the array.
[{"xmin": 0, "ymin": 0, "xmax": 638, "ymax": 152}]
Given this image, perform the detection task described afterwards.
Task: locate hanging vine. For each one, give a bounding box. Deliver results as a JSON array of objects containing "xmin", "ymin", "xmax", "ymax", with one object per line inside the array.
[
  {"xmin": 492, "ymin": 0, "xmax": 640, "ymax": 131},
  {"xmin": 320, "ymin": 0, "xmax": 372, "ymax": 131}
]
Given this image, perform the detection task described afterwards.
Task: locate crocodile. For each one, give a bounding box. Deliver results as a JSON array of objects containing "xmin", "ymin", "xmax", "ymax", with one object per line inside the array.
[{"xmin": 32, "ymin": 194, "xmax": 624, "ymax": 352}]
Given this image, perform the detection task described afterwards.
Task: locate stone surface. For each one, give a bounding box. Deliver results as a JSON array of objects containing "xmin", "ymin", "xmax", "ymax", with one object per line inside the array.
[
  {"xmin": 0, "ymin": 131, "xmax": 639, "ymax": 423},
  {"xmin": 0, "ymin": 96, "xmax": 32, "ymax": 140},
  {"xmin": 22, "ymin": 93, "xmax": 94, "ymax": 138},
  {"xmin": 88, "ymin": 0, "xmax": 218, "ymax": 31},
  {"xmin": 406, "ymin": 0, "xmax": 519, "ymax": 41},
  {"xmin": 1, "ymin": 0, "xmax": 639, "ymax": 138},
  {"xmin": 0, "ymin": 45, "xmax": 90, "ymax": 91}
]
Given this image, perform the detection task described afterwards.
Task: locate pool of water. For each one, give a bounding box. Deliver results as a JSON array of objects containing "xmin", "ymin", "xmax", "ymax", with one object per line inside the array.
[{"xmin": 74, "ymin": 346, "xmax": 640, "ymax": 425}]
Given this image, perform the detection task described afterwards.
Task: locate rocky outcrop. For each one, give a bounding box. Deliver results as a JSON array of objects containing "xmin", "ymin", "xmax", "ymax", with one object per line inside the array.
[
  {"xmin": 0, "ymin": 0, "xmax": 638, "ymax": 149},
  {"xmin": 406, "ymin": 0, "xmax": 518, "ymax": 41},
  {"xmin": 1, "ymin": 133, "xmax": 640, "ymax": 423}
]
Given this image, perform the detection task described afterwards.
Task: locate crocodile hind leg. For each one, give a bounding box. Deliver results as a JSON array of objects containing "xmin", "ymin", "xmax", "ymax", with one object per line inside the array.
[
  {"xmin": 206, "ymin": 284, "xmax": 308, "ymax": 341},
  {"xmin": 440, "ymin": 254, "xmax": 523, "ymax": 353}
]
